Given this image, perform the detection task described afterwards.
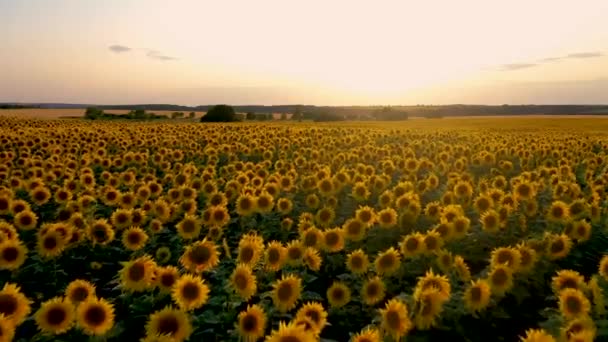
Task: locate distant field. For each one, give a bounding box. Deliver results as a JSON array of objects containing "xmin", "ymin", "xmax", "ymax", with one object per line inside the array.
[{"xmin": 0, "ymin": 108, "xmax": 207, "ymax": 119}]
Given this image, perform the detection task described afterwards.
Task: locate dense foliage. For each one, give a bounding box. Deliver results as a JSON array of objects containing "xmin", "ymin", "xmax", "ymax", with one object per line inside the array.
[
  {"xmin": 0, "ymin": 117, "xmax": 608, "ymax": 342},
  {"xmin": 200, "ymin": 105, "xmax": 238, "ymax": 122}
]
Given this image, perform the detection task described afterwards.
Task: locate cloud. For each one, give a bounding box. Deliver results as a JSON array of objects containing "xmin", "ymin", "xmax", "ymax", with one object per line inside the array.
[
  {"xmin": 500, "ymin": 63, "xmax": 538, "ymax": 71},
  {"xmin": 145, "ymin": 50, "xmax": 178, "ymax": 61},
  {"xmin": 565, "ymin": 52, "xmax": 603, "ymax": 59},
  {"xmin": 539, "ymin": 57, "xmax": 562, "ymax": 62},
  {"xmin": 108, "ymin": 45, "xmax": 131, "ymax": 53}
]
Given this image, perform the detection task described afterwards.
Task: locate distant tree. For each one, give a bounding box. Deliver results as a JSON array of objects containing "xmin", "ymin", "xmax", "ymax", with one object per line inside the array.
[
  {"xmin": 257, "ymin": 113, "xmax": 268, "ymax": 121},
  {"xmin": 171, "ymin": 112, "xmax": 184, "ymax": 119},
  {"xmin": 84, "ymin": 107, "xmax": 104, "ymax": 120},
  {"xmin": 200, "ymin": 105, "xmax": 237, "ymax": 122},
  {"xmin": 129, "ymin": 109, "xmax": 147, "ymax": 120},
  {"xmin": 188, "ymin": 112, "xmax": 195, "ymax": 119},
  {"xmin": 246, "ymin": 112, "xmax": 256, "ymax": 120},
  {"xmin": 280, "ymin": 113, "xmax": 287, "ymax": 120},
  {"xmin": 292, "ymin": 105, "xmax": 303, "ymax": 121},
  {"xmin": 267, "ymin": 113, "xmax": 273, "ymax": 120}
]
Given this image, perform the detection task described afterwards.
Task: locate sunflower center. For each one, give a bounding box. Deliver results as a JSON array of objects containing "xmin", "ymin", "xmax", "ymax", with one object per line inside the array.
[
  {"xmin": 379, "ymin": 255, "xmax": 395, "ymax": 269},
  {"xmin": 240, "ymin": 247, "xmax": 255, "ymax": 263},
  {"xmin": 127, "ymin": 262, "xmax": 146, "ymax": 282},
  {"xmin": 127, "ymin": 232, "xmax": 142, "ymax": 245},
  {"xmin": 277, "ymin": 284, "xmax": 293, "ymax": 301},
  {"xmin": 306, "ymin": 310, "xmax": 320, "ymax": 323},
  {"xmin": 385, "ymin": 310, "xmax": 401, "ymax": 330},
  {"xmin": 189, "ymin": 245, "xmax": 211, "ymax": 264},
  {"xmin": 491, "ymin": 269, "xmax": 508, "ymax": 286},
  {"xmin": 84, "ymin": 305, "xmax": 107, "ymax": 326},
  {"xmin": 496, "ymin": 252, "xmax": 513, "ymax": 265},
  {"xmin": 19, "ymin": 215, "xmax": 33, "ymax": 226},
  {"xmin": 161, "ymin": 274, "xmax": 176, "ymax": 288},
  {"xmin": 550, "ymin": 240, "xmax": 565, "ymax": 253},
  {"xmin": 234, "ymin": 273, "xmax": 248, "ymax": 290},
  {"xmin": 332, "ymin": 288, "xmax": 344, "ymax": 301},
  {"xmin": 565, "ymin": 296, "xmax": 582, "ymax": 313},
  {"xmin": 241, "ymin": 314, "xmax": 258, "ymax": 332},
  {"xmin": 470, "ymin": 287, "xmax": 482, "ymax": 302},
  {"xmin": 366, "ymin": 283, "xmax": 379, "ymax": 297},
  {"xmin": 268, "ymin": 248, "xmax": 281, "ymax": 264},
  {"xmin": 71, "ymin": 287, "xmax": 89, "ymax": 302},
  {"xmin": 92, "ymin": 227, "xmax": 108, "ymax": 241},
  {"xmin": 0, "ymin": 294, "xmax": 17, "ymax": 315},
  {"xmin": 181, "ymin": 282, "xmax": 200, "ymax": 301},
  {"xmin": 325, "ymin": 233, "xmax": 338, "ymax": 247},
  {"xmin": 405, "ymin": 238, "xmax": 419, "ymax": 251},
  {"xmin": 2, "ymin": 246, "xmax": 18, "ymax": 262},
  {"xmin": 43, "ymin": 235, "xmax": 58, "ymax": 250},
  {"xmin": 304, "ymin": 233, "xmax": 318, "ymax": 247},
  {"xmin": 46, "ymin": 306, "xmax": 67, "ymax": 326},
  {"xmin": 350, "ymin": 256, "xmax": 363, "ymax": 269},
  {"xmin": 158, "ymin": 315, "xmax": 180, "ymax": 335},
  {"xmin": 424, "ymin": 237, "xmax": 437, "ymax": 250}
]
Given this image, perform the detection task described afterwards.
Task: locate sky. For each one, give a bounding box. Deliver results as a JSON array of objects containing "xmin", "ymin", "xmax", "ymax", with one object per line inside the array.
[{"xmin": 1, "ymin": 0, "xmax": 608, "ymax": 106}]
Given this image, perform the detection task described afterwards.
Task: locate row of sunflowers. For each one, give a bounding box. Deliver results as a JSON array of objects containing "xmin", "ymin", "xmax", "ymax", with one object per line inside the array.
[{"xmin": 1, "ymin": 117, "xmax": 608, "ymax": 341}]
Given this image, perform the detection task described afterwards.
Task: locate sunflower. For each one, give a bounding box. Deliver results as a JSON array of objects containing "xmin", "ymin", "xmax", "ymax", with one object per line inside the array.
[
  {"xmin": 342, "ymin": 218, "xmax": 366, "ymax": 241},
  {"xmin": 453, "ymin": 255, "xmax": 471, "ymax": 281},
  {"xmin": 379, "ymin": 298, "xmax": 412, "ymax": 341},
  {"xmin": 119, "ymin": 226, "xmax": 149, "ymax": 251},
  {"xmin": 172, "ymin": 273, "xmax": 210, "ymax": 311},
  {"xmin": 155, "ymin": 266, "xmax": 180, "ymax": 292},
  {"xmin": 414, "ymin": 287, "xmax": 446, "ymax": 330},
  {"xmin": 30, "ymin": 186, "xmax": 51, "ymax": 206},
  {"xmin": 567, "ymin": 330, "xmax": 595, "ymax": 342},
  {"xmin": 424, "ymin": 201, "xmax": 442, "ymax": 221},
  {"xmin": 86, "ymin": 219, "xmax": 115, "ymax": 245},
  {"xmin": 155, "ymin": 246, "xmax": 172, "ymax": 264},
  {"xmin": 0, "ymin": 195, "xmax": 10, "ymax": 216},
  {"xmin": 400, "ymin": 233, "xmax": 425, "ymax": 258},
  {"xmin": 119, "ymin": 255, "xmax": 157, "ymax": 292},
  {"xmin": 180, "ymin": 239, "xmax": 220, "ymax": 273},
  {"xmin": 0, "ymin": 222, "xmax": 17, "ymax": 242},
  {"xmin": 76, "ymin": 297, "xmax": 115, "ymax": 336},
  {"xmin": 13, "ymin": 209, "xmax": 37, "ymax": 230},
  {"xmin": 175, "ymin": 215, "xmax": 201, "ymax": 240},
  {"xmin": 487, "ymin": 265, "xmax": 514, "ymax": 296},
  {"xmin": 517, "ymin": 243, "xmax": 538, "ymax": 273},
  {"xmin": 480, "ymin": 210, "xmax": 500, "ymax": 233},
  {"xmin": 303, "ymin": 247, "xmax": 322, "ymax": 271},
  {"xmin": 210, "ymin": 206, "xmax": 231, "ymax": 227},
  {"xmin": 361, "ymin": 276, "xmax": 386, "ymax": 306},
  {"xmin": 305, "ymin": 194, "xmax": 320, "ymax": 210},
  {"xmin": 546, "ymin": 234, "xmax": 573, "ymax": 260},
  {"xmin": 552, "ymin": 270, "xmax": 587, "ymax": 294},
  {"xmin": 547, "ymin": 201, "xmax": 570, "ymax": 224},
  {"xmin": 514, "ymin": 182, "xmax": 535, "ymax": 201},
  {"xmin": 558, "ymin": 288, "xmax": 590, "ymax": 320},
  {"xmin": 570, "ymin": 220, "xmax": 592, "ymax": 242},
  {"xmin": 295, "ymin": 302, "xmax": 328, "ymax": 333},
  {"xmin": 490, "ymin": 247, "xmax": 521, "ymax": 271},
  {"xmin": 355, "ymin": 206, "xmax": 376, "ymax": 226},
  {"xmin": 414, "ymin": 270, "xmax": 451, "ymax": 301},
  {"xmin": 145, "ymin": 307, "xmax": 192, "ymax": 342},
  {"xmin": 519, "ymin": 329, "xmax": 556, "ymax": 342},
  {"xmin": 110, "ymin": 208, "xmax": 133, "ymax": 230},
  {"xmin": 375, "ymin": 208, "xmax": 397, "ymax": 229},
  {"xmin": 254, "ymin": 191, "xmax": 274, "ymax": 214},
  {"xmin": 264, "ymin": 321, "xmax": 315, "ymax": 342},
  {"xmin": 351, "ymin": 182, "xmax": 370, "ymax": 202},
  {"xmin": 473, "ymin": 194, "xmax": 494, "ymax": 214},
  {"xmin": 276, "ymin": 198, "xmax": 293, "ymax": 215},
  {"xmin": 65, "ymin": 279, "xmax": 96, "ymax": 304},
  {"xmin": 236, "ymin": 194, "xmax": 257, "ymax": 216},
  {"xmin": 300, "ymin": 227, "xmax": 323, "ymax": 249},
  {"xmin": 271, "ymin": 274, "xmax": 302, "ymax": 312},
  {"xmin": 149, "ymin": 219, "xmax": 164, "ymax": 234},
  {"xmin": 374, "ymin": 247, "xmax": 402, "ymax": 276},
  {"xmin": 326, "ymin": 281, "xmax": 351, "ymax": 309},
  {"xmin": 236, "ymin": 304, "xmax": 267, "ymax": 342},
  {"xmin": 322, "ymin": 227, "xmax": 344, "ymax": 253},
  {"xmin": 351, "ymin": 327, "xmax": 381, "ymax": 342},
  {"xmin": 0, "ymin": 283, "xmax": 32, "ymax": 326},
  {"xmin": 346, "ymin": 249, "xmax": 369, "ymax": 274},
  {"xmin": 237, "ymin": 233, "xmax": 265, "ymax": 267},
  {"xmin": 562, "ymin": 317, "xmax": 596, "ymax": 341},
  {"xmin": 230, "ymin": 263, "xmax": 257, "ymax": 301},
  {"xmin": 35, "ymin": 297, "xmax": 75, "ymax": 334},
  {"xmin": 264, "ymin": 241, "xmax": 286, "ymax": 272},
  {"xmin": 463, "ymin": 279, "xmax": 491, "ymax": 313},
  {"xmin": 0, "ymin": 239, "xmax": 27, "ymax": 270}
]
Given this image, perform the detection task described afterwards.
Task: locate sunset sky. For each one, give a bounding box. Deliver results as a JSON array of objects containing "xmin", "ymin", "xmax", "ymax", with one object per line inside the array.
[{"xmin": 1, "ymin": 0, "xmax": 607, "ymax": 105}]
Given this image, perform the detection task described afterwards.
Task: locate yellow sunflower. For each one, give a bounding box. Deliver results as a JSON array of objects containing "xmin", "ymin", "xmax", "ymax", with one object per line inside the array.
[
  {"xmin": 295, "ymin": 302, "xmax": 328, "ymax": 334},
  {"xmin": 414, "ymin": 287, "xmax": 446, "ymax": 330},
  {"xmin": 346, "ymin": 249, "xmax": 369, "ymax": 275},
  {"xmin": 552, "ymin": 270, "xmax": 587, "ymax": 294},
  {"xmin": 145, "ymin": 307, "xmax": 192, "ymax": 342},
  {"xmin": 546, "ymin": 234, "xmax": 573, "ymax": 260},
  {"xmin": 271, "ymin": 274, "xmax": 302, "ymax": 313},
  {"xmin": 264, "ymin": 241, "xmax": 286, "ymax": 272},
  {"xmin": 176, "ymin": 215, "xmax": 202, "ymax": 240},
  {"xmin": 230, "ymin": 263, "xmax": 257, "ymax": 301},
  {"xmin": 322, "ymin": 227, "xmax": 345, "ymax": 253},
  {"xmin": 463, "ymin": 279, "xmax": 492, "ymax": 313},
  {"xmin": 65, "ymin": 279, "xmax": 96, "ymax": 304},
  {"xmin": 487, "ymin": 265, "xmax": 514, "ymax": 296},
  {"xmin": 351, "ymin": 327, "xmax": 381, "ymax": 342},
  {"xmin": 361, "ymin": 276, "xmax": 386, "ymax": 306},
  {"xmin": 374, "ymin": 247, "xmax": 402, "ymax": 276},
  {"xmin": 414, "ymin": 270, "xmax": 451, "ymax": 301},
  {"xmin": 155, "ymin": 266, "xmax": 180, "ymax": 292},
  {"xmin": 179, "ymin": 239, "xmax": 220, "ymax": 273},
  {"xmin": 76, "ymin": 297, "xmax": 115, "ymax": 336},
  {"xmin": 0, "ymin": 239, "xmax": 27, "ymax": 270},
  {"xmin": 326, "ymin": 281, "xmax": 351, "ymax": 309},
  {"xmin": 264, "ymin": 321, "xmax": 315, "ymax": 342},
  {"xmin": 0, "ymin": 314, "xmax": 15, "ymax": 342},
  {"xmin": 172, "ymin": 273, "xmax": 210, "ymax": 311},
  {"xmin": 0, "ymin": 283, "xmax": 32, "ymax": 326},
  {"xmin": 379, "ymin": 298, "xmax": 412, "ymax": 341},
  {"xmin": 519, "ymin": 329, "xmax": 556, "ymax": 342},
  {"xmin": 119, "ymin": 255, "xmax": 157, "ymax": 292},
  {"xmin": 558, "ymin": 288, "xmax": 590, "ymax": 320},
  {"xmin": 121, "ymin": 226, "xmax": 149, "ymax": 251},
  {"xmin": 400, "ymin": 233, "xmax": 425, "ymax": 258},
  {"xmin": 236, "ymin": 304, "xmax": 267, "ymax": 342},
  {"xmin": 34, "ymin": 297, "xmax": 75, "ymax": 334}
]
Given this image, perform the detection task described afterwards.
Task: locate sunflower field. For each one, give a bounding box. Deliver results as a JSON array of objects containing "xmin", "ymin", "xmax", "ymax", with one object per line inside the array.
[{"xmin": 2, "ymin": 116, "xmax": 608, "ymax": 342}]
